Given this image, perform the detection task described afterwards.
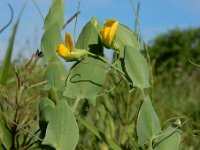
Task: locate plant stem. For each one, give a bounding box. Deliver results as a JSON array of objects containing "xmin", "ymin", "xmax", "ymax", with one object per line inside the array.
[
  {"xmin": 0, "ymin": 4, "xmax": 13, "ymax": 33},
  {"xmin": 88, "ymin": 52, "xmax": 126, "ymax": 76},
  {"xmin": 11, "ymin": 84, "xmax": 24, "ymax": 149},
  {"xmin": 140, "ymin": 88, "xmax": 146, "ymax": 100},
  {"xmin": 63, "ymin": 11, "xmax": 80, "ymax": 29},
  {"xmin": 74, "ymin": 0, "xmax": 81, "ymax": 43},
  {"xmin": 72, "ymin": 97, "xmax": 80, "ymax": 113},
  {"xmin": 11, "ymin": 107, "xmax": 18, "ymax": 149},
  {"xmin": 129, "ymin": 0, "xmax": 141, "ymax": 42},
  {"xmin": 31, "ymin": 0, "xmax": 44, "ymax": 21},
  {"xmin": 27, "ymin": 80, "xmax": 47, "ymax": 89}
]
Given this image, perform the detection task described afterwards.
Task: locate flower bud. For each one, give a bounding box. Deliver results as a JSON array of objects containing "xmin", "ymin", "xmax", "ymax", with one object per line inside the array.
[{"xmin": 100, "ymin": 19, "xmax": 119, "ymax": 48}]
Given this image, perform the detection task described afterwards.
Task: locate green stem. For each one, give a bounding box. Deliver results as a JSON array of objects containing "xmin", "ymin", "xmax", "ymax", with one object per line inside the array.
[
  {"xmin": 63, "ymin": 11, "xmax": 80, "ymax": 29},
  {"xmin": 11, "ymin": 82, "xmax": 24, "ymax": 149},
  {"xmin": 72, "ymin": 97, "xmax": 80, "ymax": 113},
  {"xmin": 129, "ymin": 0, "xmax": 141, "ymax": 42},
  {"xmin": 74, "ymin": 0, "xmax": 81, "ymax": 43},
  {"xmin": 88, "ymin": 52, "xmax": 126, "ymax": 76},
  {"xmin": 140, "ymin": 88, "xmax": 146, "ymax": 100},
  {"xmin": 0, "ymin": 4, "xmax": 13, "ymax": 34},
  {"xmin": 49, "ymin": 88, "xmax": 59, "ymax": 105},
  {"xmin": 31, "ymin": 0, "xmax": 44, "ymax": 21},
  {"xmin": 111, "ymin": 49, "xmax": 120, "ymax": 66},
  {"xmin": 144, "ymin": 43, "xmax": 155, "ymax": 100},
  {"xmin": 27, "ymin": 80, "xmax": 47, "ymax": 89}
]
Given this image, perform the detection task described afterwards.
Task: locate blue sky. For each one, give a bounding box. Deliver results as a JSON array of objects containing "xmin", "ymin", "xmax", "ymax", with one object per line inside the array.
[{"xmin": 0, "ymin": 0, "xmax": 200, "ymax": 60}]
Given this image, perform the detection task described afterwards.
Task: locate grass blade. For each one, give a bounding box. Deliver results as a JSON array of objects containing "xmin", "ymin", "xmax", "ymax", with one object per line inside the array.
[
  {"xmin": 0, "ymin": 2, "xmax": 27, "ymax": 85},
  {"xmin": 0, "ymin": 21, "xmax": 19, "ymax": 85},
  {"xmin": 77, "ymin": 116, "xmax": 122, "ymax": 150}
]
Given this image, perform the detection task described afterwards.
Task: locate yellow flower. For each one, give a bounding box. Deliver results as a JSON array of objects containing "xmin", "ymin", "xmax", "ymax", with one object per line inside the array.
[
  {"xmin": 56, "ymin": 33, "xmax": 87, "ymax": 61},
  {"xmin": 100, "ymin": 19, "xmax": 119, "ymax": 48}
]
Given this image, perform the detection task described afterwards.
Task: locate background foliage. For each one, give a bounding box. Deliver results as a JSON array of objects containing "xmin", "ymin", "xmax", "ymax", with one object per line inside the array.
[
  {"xmin": 0, "ymin": 1, "xmax": 200, "ymax": 150},
  {"xmin": 148, "ymin": 28, "xmax": 200, "ymax": 74}
]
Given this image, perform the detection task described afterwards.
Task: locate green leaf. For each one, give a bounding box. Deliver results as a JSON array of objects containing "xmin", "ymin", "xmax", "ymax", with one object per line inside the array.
[
  {"xmin": 41, "ymin": 23, "xmax": 63, "ymax": 61},
  {"xmin": 39, "ymin": 98, "xmax": 55, "ymax": 124},
  {"xmin": 43, "ymin": 0, "xmax": 65, "ymax": 30},
  {"xmin": 41, "ymin": 0, "xmax": 65, "ymax": 61},
  {"xmin": 76, "ymin": 17, "xmax": 103, "ymax": 55},
  {"xmin": 39, "ymin": 98, "xmax": 55, "ymax": 138},
  {"xmin": 43, "ymin": 100, "xmax": 79, "ymax": 150},
  {"xmin": 0, "ymin": 120, "xmax": 11, "ymax": 149},
  {"xmin": 124, "ymin": 45, "xmax": 150, "ymax": 89},
  {"xmin": 77, "ymin": 116, "xmax": 121, "ymax": 150},
  {"xmin": 136, "ymin": 96, "xmax": 161, "ymax": 146},
  {"xmin": 63, "ymin": 57, "xmax": 107, "ymax": 105},
  {"xmin": 90, "ymin": 16, "xmax": 102, "ymax": 32},
  {"xmin": 44, "ymin": 58, "xmax": 68, "ymax": 92},
  {"xmin": 0, "ymin": 20, "xmax": 19, "ymax": 85},
  {"xmin": 115, "ymin": 24, "xmax": 140, "ymax": 58},
  {"xmin": 154, "ymin": 120, "xmax": 181, "ymax": 150}
]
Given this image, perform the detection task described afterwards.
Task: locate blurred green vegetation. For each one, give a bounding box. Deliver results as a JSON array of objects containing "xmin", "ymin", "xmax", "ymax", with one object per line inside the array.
[
  {"xmin": 1, "ymin": 23, "xmax": 200, "ymax": 149},
  {"xmin": 0, "ymin": 53, "xmax": 46, "ymax": 149},
  {"xmin": 148, "ymin": 27, "xmax": 200, "ymax": 75},
  {"xmin": 76, "ymin": 27, "xmax": 200, "ymax": 149},
  {"xmin": 147, "ymin": 28, "xmax": 200, "ymax": 149}
]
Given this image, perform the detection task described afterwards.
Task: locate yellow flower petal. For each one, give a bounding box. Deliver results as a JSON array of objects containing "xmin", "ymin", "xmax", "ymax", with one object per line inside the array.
[
  {"xmin": 100, "ymin": 19, "xmax": 119, "ymax": 48},
  {"xmin": 108, "ymin": 21, "xmax": 118, "ymax": 43},
  {"xmin": 65, "ymin": 32, "xmax": 74, "ymax": 52},
  {"xmin": 104, "ymin": 19, "xmax": 117, "ymax": 27},
  {"xmin": 57, "ymin": 33, "xmax": 88, "ymax": 61},
  {"xmin": 56, "ymin": 44, "xmax": 71, "ymax": 60}
]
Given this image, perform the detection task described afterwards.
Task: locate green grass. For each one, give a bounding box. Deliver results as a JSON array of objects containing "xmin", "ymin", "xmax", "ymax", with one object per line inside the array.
[
  {"xmin": 1, "ymin": 53, "xmax": 200, "ymax": 149},
  {"xmin": 153, "ymin": 70, "xmax": 200, "ymax": 150},
  {"xmin": 76, "ymin": 67, "xmax": 200, "ymax": 149}
]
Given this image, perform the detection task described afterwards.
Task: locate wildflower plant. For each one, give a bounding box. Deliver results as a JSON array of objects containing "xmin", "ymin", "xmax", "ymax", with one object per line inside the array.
[{"xmin": 0, "ymin": 0, "xmax": 183, "ymax": 150}]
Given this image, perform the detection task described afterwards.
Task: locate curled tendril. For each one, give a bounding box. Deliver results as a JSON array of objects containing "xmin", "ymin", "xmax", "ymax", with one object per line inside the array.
[{"xmin": 0, "ymin": 3, "xmax": 13, "ymax": 34}]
